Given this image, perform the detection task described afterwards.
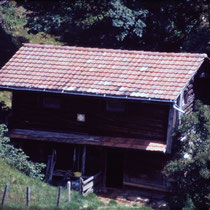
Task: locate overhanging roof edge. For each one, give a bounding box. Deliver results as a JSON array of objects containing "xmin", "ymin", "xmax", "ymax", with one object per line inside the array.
[{"xmin": 0, "ymin": 85, "xmax": 175, "ymax": 103}]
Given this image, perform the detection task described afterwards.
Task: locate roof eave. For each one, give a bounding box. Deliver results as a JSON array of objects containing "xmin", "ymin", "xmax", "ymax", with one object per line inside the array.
[
  {"xmin": 0, "ymin": 85, "xmax": 175, "ymax": 104},
  {"xmin": 174, "ymin": 56, "xmax": 208, "ymax": 102}
]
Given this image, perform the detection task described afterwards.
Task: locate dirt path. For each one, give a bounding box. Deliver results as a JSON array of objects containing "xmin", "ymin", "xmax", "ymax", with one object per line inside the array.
[{"xmin": 96, "ymin": 187, "xmax": 168, "ymax": 209}]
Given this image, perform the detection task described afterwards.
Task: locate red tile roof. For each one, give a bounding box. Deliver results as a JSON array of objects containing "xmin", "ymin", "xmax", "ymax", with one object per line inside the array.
[{"xmin": 0, "ymin": 43, "xmax": 207, "ymax": 101}]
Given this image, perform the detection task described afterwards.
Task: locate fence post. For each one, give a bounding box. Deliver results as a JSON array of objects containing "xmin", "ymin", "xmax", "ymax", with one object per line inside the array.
[
  {"xmin": 26, "ymin": 186, "xmax": 30, "ymax": 207},
  {"xmin": 80, "ymin": 177, "xmax": 83, "ymax": 195},
  {"xmin": 1, "ymin": 184, "xmax": 9, "ymax": 206},
  {"xmin": 67, "ymin": 181, "xmax": 71, "ymax": 202},
  {"xmin": 57, "ymin": 186, "xmax": 62, "ymax": 207}
]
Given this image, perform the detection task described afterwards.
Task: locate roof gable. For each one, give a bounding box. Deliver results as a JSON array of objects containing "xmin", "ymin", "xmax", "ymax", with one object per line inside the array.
[{"xmin": 0, "ymin": 43, "xmax": 207, "ymax": 101}]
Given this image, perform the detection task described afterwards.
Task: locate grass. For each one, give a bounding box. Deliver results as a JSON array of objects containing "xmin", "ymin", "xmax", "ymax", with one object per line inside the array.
[
  {"xmin": 0, "ymin": 158, "xmax": 101, "ymax": 209},
  {"xmin": 100, "ymin": 207, "xmax": 152, "ymax": 210},
  {"xmin": 0, "ymin": 158, "xmax": 152, "ymax": 209},
  {"xmin": 0, "ymin": 91, "xmax": 12, "ymax": 109}
]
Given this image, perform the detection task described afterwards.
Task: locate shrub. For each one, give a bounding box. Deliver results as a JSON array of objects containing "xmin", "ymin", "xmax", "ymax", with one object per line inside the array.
[
  {"xmin": 108, "ymin": 199, "xmax": 118, "ymax": 206},
  {"xmin": 164, "ymin": 101, "xmax": 210, "ymax": 209},
  {"xmin": 0, "ymin": 124, "xmax": 45, "ymax": 180}
]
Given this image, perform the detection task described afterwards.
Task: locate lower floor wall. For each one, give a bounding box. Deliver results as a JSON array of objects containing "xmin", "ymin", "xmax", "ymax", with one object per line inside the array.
[
  {"xmin": 12, "ymin": 138, "xmax": 169, "ymax": 191},
  {"xmin": 123, "ymin": 150, "xmax": 168, "ymax": 191}
]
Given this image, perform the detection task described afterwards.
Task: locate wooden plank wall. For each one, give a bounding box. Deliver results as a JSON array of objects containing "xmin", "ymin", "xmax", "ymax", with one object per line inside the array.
[
  {"xmin": 181, "ymin": 81, "xmax": 195, "ymax": 115},
  {"xmin": 10, "ymin": 91, "xmax": 169, "ymax": 142},
  {"xmin": 179, "ymin": 61, "xmax": 210, "ymax": 116}
]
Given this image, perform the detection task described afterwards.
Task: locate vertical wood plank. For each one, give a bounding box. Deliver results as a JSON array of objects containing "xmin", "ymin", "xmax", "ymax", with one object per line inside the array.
[
  {"xmin": 45, "ymin": 155, "xmax": 51, "ymax": 180},
  {"xmin": 49, "ymin": 149, "xmax": 56, "ymax": 182},
  {"xmin": 179, "ymin": 91, "xmax": 184, "ymax": 122},
  {"xmin": 80, "ymin": 178, "xmax": 83, "ymax": 195},
  {"xmin": 166, "ymin": 104, "xmax": 175, "ymax": 153},
  {"xmin": 102, "ymin": 150, "xmax": 107, "ymax": 192},
  {"xmin": 77, "ymin": 146, "xmax": 80, "ymax": 171},
  {"xmin": 67, "ymin": 181, "xmax": 71, "ymax": 202},
  {"xmin": 1, "ymin": 184, "xmax": 9, "ymax": 206},
  {"xmin": 81, "ymin": 145, "xmax": 86, "ymax": 175},
  {"xmin": 73, "ymin": 146, "xmax": 76, "ymax": 171}
]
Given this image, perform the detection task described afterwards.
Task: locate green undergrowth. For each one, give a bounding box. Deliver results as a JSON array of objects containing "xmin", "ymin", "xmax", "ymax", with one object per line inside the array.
[
  {"xmin": 100, "ymin": 206, "xmax": 152, "ymax": 210},
  {"xmin": 0, "ymin": 1, "xmax": 63, "ymax": 49},
  {"xmin": 0, "ymin": 159, "xmax": 152, "ymax": 209}
]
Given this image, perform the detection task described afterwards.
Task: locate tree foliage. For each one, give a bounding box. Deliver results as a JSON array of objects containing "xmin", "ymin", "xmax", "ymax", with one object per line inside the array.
[
  {"xmin": 9, "ymin": 0, "xmax": 209, "ymax": 54},
  {"xmin": 0, "ymin": 124, "xmax": 45, "ymax": 180},
  {"xmin": 109, "ymin": 0, "xmax": 148, "ymax": 41},
  {"xmin": 0, "ymin": 0, "xmax": 62, "ymax": 68},
  {"xmin": 164, "ymin": 101, "xmax": 210, "ymax": 209}
]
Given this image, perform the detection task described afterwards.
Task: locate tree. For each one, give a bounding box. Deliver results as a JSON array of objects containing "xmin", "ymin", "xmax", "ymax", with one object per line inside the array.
[
  {"xmin": 0, "ymin": 0, "xmax": 62, "ymax": 68},
  {"xmin": 164, "ymin": 101, "xmax": 210, "ymax": 209},
  {"xmin": 17, "ymin": 0, "xmax": 148, "ymax": 48},
  {"xmin": 13, "ymin": 0, "xmax": 209, "ymax": 55}
]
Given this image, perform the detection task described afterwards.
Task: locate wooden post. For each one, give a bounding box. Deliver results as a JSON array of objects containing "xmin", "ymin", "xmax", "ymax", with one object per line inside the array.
[
  {"xmin": 49, "ymin": 149, "xmax": 56, "ymax": 182},
  {"xmin": 26, "ymin": 186, "xmax": 30, "ymax": 207},
  {"xmin": 81, "ymin": 145, "xmax": 86, "ymax": 175},
  {"xmin": 73, "ymin": 146, "xmax": 76, "ymax": 170},
  {"xmin": 45, "ymin": 155, "xmax": 51, "ymax": 180},
  {"xmin": 102, "ymin": 150, "xmax": 107, "ymax": 193},
  {"xmin": 1, "ymin": 184, "xmax": 9, "ymax": 206},
  {"xmin": 80, "ymin": 177, "xmax": 83, "ymax": 195},
  {"xmin": 77, "ymin": 146, "xmax": 80, "ymax": 171},
  {"xmin": 57, "ymin": 186, "xmax": 62, "ymax": 208},
  {"xmin": 166, "ymin": 104, "xmax": 175, "ymax": 153},
  {"xmin": 67, "ymin": 181, "xmax": 71, "ymax": 202}
]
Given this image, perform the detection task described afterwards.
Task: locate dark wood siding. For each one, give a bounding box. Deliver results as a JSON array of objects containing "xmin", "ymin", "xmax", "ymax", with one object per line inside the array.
[
  {"xmin": 181, "ymin": 82, "xmax": 195, "ymax": 115},
  {"xmin": 10, "ymin": 91, "xmax": 169, "ymax": 142}
]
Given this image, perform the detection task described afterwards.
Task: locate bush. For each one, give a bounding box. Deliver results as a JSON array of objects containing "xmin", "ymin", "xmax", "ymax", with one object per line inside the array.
[
  {"xmin": 108, "ymin": 199, "xmax": 118, "ymax": 206},
  {"xmin": 0, "ymin": 124, "xmax": 45, "ymax": 180},
  {"xmin": 164, "ymin": 101, "xmax": 210, "ymax": 209}
]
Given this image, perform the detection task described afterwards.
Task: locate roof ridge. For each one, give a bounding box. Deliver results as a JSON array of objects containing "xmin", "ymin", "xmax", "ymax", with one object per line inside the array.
[{"xmin": 23, "ymin": 43, "xmax": 208, "ymax": 58}]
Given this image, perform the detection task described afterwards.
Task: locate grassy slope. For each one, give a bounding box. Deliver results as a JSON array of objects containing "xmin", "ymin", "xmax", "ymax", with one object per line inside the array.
[
  {"xmin": 0, "ymin": 158, "xmax": 102, "ymax": 209},
  {"xmin": 0, "ymin": 159, "xmax": 152, "ymax": 210}
]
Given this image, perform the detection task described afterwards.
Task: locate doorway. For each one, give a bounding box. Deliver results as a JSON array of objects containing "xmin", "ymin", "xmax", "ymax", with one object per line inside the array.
[{"xmin": 106, "ymin": 149, "xmax": 124, "ymax": 188}]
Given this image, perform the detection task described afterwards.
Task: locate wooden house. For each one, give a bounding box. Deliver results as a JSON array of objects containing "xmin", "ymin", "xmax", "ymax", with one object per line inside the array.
[{"xmin": 0, "ymin": 44, "xmax": 209, "ymax": 191}]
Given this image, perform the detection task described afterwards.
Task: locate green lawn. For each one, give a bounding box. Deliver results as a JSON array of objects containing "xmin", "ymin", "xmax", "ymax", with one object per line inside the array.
[
  {"xmin": 0, "ymin": 158, "xmax": 152, "ymax": 209},
  {"xmin": 0, "ymin": 91, "xmax": 12, "ymax": 109}
]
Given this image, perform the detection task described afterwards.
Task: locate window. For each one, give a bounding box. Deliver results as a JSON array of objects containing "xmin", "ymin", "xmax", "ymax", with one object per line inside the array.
[
  {"xmin": 106, "ymin": 100, "xmax": 125, "ymax": 112},
  {"xmin": 43, "ymin": 96, "xmax": 60, "ymax": 109},
  {"xmin": 77, "ymin": 113, "xmax": 86, "ymax": 122}
]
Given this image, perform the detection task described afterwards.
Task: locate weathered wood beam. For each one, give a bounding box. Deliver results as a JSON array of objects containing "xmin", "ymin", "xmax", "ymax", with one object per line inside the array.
[
  {"xmin": 166, "ymin": 104, "xmax": 175, "ymax": 153},
  {"xmin": 48, "ymin": 149, "xmax": 56, "ymax": 182},
  {"xmin": 73, "ymin": 146, "xmax": 76, "ymax": 171},
  {"xmin": 9, "ymin": 129, "xmax": 166, "ymax": 152},
  {"xmin": 123, "ymin": 181, "xmax": 170, "ymax": 192},
  {"xmin": 102, "ymin": 150, "xmax": 107, "ymax": 192},
  {"xmin": 81, "ymin": 145, "xmax": 86, "ymax": 175},
  {"xmin": 77, "ymin": 146, "xmax": 80, "ymax": 172}
]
